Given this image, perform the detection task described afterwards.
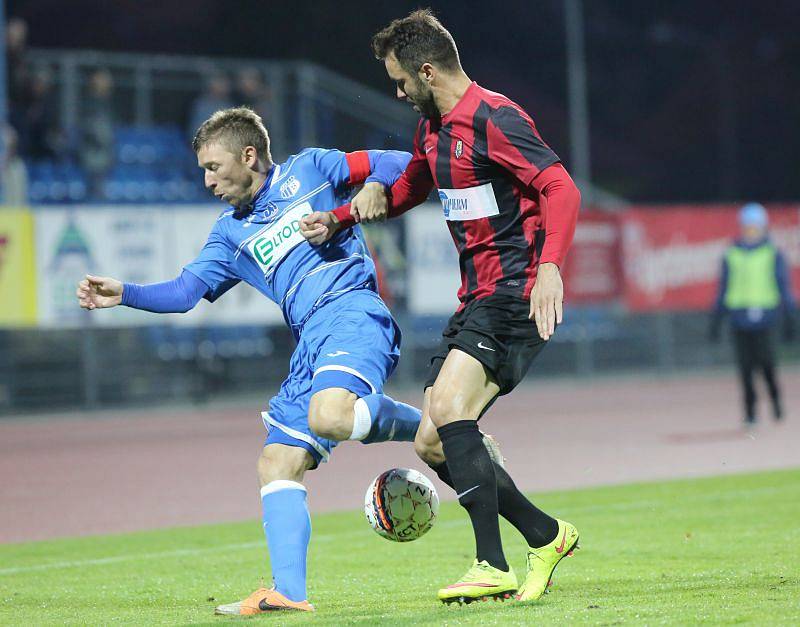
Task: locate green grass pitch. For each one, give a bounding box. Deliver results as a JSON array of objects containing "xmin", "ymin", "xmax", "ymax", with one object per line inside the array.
[{"xmin": 1, "ymin": 469, "xmax": 798, "ymax": 625}]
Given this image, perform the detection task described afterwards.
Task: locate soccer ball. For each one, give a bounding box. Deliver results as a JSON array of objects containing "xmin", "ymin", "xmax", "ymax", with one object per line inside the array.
[{"xmin": 364, "ymin": 468, "xmax": 439, "ymax": 542}]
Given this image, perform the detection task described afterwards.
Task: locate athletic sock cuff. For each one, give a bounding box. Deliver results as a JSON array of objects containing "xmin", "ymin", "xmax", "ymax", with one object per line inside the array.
[
  {"xmin": 260, "ymin": 480, "xmax": 307, "ymax": 498},
  {"xmin": 437, "ymin": 419, "xmax": 480, "ymax": 440},
  {"xmin": 349, "ymin": 397, "xmax": 372, "ymax": 440}
]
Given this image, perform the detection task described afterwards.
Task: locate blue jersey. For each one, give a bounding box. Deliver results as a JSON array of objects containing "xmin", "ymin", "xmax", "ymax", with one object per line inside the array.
[{"xmin": 184, "ymin": 148, "xmax": 407, "ymax": 336}]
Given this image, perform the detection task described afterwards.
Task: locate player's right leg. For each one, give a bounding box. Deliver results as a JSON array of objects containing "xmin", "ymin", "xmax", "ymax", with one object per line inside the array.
[
  {"xmin": 423, "ymin": 348, "xmax": 519, "ymax": 603},
  {"xmin": 214, "ymin": 443, "xmax": 316, "ymax": 615},
  {"xmin": 419, "ymin": 294, "xmax": 579, "ymax": 603}
]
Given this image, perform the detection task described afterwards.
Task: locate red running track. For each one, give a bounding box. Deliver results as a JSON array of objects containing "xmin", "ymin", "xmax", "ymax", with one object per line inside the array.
[{"xmin": 1, "ymin": 369, "xmax": 798, "ymax": 543}]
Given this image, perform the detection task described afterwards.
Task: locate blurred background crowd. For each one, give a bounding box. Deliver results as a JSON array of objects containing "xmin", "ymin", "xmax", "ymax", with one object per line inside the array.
[{"xmin": 3, "ymin": 15, "xmax": 283, "ymax": 204}]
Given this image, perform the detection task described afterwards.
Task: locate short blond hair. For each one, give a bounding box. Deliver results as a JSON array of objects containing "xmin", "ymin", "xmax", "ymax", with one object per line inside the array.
[{"xmin": 192, "ymin": 106, "xmax": 272, "ymax": 163}]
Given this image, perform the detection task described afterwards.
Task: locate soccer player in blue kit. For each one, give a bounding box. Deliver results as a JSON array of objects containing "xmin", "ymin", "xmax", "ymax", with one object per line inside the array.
[{"xmin": 75, "ymin": 107, "xmax": 422, "ymax": 615}]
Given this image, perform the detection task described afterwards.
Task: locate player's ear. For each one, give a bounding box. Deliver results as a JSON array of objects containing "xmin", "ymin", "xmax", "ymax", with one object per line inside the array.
[
  {"xmin": 419, "ymin": 62, "xmax": 435, "ymax": 83},
  {"xmin": 242, "ymin": 146, "xmax": 258, "ymax": 169}
]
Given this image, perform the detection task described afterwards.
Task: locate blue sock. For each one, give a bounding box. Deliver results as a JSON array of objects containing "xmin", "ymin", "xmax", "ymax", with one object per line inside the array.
[
  {"xmin": 261, "ymin": 481, "xmax": 311, "ymax": 602},
  {"xmin": 351, "ymin": 393, "xmax": 421, "ymax": 444}
]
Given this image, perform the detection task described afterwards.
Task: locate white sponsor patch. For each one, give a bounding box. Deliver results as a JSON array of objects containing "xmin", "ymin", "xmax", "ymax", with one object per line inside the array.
[
  {"xmin": 437, "ymin": 182, "xmax": 500, "ymax": 221},
  {"xmin": 247, "ymin": 202, "xmax": 313, "ymax": 275}
]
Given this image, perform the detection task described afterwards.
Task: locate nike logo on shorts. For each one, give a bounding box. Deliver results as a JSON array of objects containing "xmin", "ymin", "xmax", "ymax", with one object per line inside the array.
[
  {"xmin": 455, "ymin": 484, "xmax": 481, "ymax": 499},
  {"xmin": 477, "ymin": 341, "xmax": 495, "ymax": 351}
]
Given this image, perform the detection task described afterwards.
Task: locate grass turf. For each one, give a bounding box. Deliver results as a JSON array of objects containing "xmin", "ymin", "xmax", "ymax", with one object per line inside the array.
[{"xmin": 1, "ymin": 468, "xmax": 799, "ymax": 625}]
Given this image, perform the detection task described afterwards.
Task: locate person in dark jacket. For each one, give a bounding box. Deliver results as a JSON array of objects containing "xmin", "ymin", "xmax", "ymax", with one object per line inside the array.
[{"xmin": 710, "ymin": 203, "xmax": 796, "ymax": 426}]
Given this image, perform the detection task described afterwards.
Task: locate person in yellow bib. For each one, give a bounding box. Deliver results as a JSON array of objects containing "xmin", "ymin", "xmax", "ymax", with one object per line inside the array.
[{"xmin": 710, "ymin": 203, "xmax": 796, "ymax": 426}]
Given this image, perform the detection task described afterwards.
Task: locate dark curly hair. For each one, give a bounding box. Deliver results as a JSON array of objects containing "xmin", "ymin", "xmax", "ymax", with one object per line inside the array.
[{"xmin": 372, "ymin": 9, "xmax": 461, "ymax": 74}]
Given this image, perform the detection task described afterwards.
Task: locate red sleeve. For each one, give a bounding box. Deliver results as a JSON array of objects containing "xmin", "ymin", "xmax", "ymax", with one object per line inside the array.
[
  {"xmin": 486, "ymin": 105, "xmax": 560, "ymax": 187},
  {"xmin": 385, "ymin": 120, "xmax": 434, "ymax": 217},
  {"xmin": 332, "ymin": 121, "xmax": 434, "ymax": 228},
  {"xmin": 531, "ymin": 163, "xmax": 581, "ymax": 268},
  {"xmin": 344, "ymin": 151, "xmax": 371, "ymax": 185},
  {"xmin": 332, "ymin": 202, "xmax": 355, "ymax": 226}
]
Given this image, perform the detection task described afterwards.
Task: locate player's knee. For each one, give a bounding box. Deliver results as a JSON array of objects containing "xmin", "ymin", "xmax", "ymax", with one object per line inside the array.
[
  {"xmin": 307, "ymin": 389, "xmax": 356, "ymax": 441},
  {"xmin": 427, "ymin": 385, "xmax": 473, "ymax": 427},
  {"xmin": 257, "ymin": 445, "xmax": 310, "ymax": 486}
]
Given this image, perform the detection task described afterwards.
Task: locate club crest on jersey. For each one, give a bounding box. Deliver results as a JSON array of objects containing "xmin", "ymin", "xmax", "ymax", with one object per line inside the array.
[
  {"xmin": 454, "ymin": 140, "xmax": 463, "ymax": 159},
  {"xmin": 280, "ymin": 176, "xmax": 301, "ymax": 199}
]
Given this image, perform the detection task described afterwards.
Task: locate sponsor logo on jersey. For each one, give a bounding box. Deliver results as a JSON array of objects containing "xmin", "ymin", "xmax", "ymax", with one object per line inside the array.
[
  {"xmin": 248, "ymin": 202, "xmax": 313, "ymax": 274},
  {"xmin": 454, "ymin": 139, "xmax": 463, "ymax": 159},
  {"xmin": 437, "ymin": 182, "xmax": 501, "ymax": 221},
  {"xmin": 280, "ymin": 176, "xmax": 301, "ymax": 199}
]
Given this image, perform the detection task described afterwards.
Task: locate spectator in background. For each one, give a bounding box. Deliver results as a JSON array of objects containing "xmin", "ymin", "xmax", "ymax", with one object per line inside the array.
[
  {"xmin": 234, "ymin": 67, "xmax": 271, "ymax": 122},
  {"xmin": 187, "ymin": 72, "xmax": 233, "ymax": 139},
  {"xmin": 710, "ymin": 203, "xmax": 796, "ymax": 427},
  {"xmin": 80, "ymin": 69, "xmax": 115, "ymax": 200},
  {"xmin": 21, "ymin": 67, "xmax": 62, "ymax": 159},
  {"xmin": 1, "ymin": 126, "xmax": 29, "ymax": 205},
  {"xmin": 6, "ymin": 17, "xmax": 30, "ymax": 119}
]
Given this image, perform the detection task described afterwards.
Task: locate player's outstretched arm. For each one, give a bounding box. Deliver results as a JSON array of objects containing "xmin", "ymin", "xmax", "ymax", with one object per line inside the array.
[
  {"xmin": 76, "ymin": 274, "xmax": 123, "ymax": 310},
  {"xmin": 77, "ymin": 270, "xmax": 209, "ymax": 314}
]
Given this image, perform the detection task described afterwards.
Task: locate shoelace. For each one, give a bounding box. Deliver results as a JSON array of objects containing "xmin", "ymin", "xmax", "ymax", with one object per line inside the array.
[
  {"xmin": 461, "ymin": 562, "xmax": 497, "ymax": 582},
  {"xmin": 526, "ymin": 548, "xmax": 546, "ymax": 571}
]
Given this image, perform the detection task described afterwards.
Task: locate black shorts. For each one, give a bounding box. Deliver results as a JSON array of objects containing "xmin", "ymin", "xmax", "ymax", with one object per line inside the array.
[{"xmin": 424, "ymin": 293, "xmax": 548, "ymax": 395}]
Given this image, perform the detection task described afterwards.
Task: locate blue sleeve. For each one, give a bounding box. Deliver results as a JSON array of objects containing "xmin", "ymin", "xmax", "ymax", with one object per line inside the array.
[
  {"xmin": 182, "ymin": 226, "xmax": 241, "ymax": 302},
  {"xmin": 311, "ymin": 148, "xmax": 412, "ymax": 192},
  {"xmin": 365, "ymin": 150, "xmax": 413, "ymax": 188},
  {"xmin": 310, "ymin": 148, "xmax": 352, "ymax": 193},
  {"xmin": 713, "ymin": 257, "xmax": 729, "ymax": 314},
  {"xmin": 775, "ymin": 251, "xmax": 796, "ymax": 312},
  {"xmin": 122, "ymin": 269, "xmax": 208, "ymax": 313}
]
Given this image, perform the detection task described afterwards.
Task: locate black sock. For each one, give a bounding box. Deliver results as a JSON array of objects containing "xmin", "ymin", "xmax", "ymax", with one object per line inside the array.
[
  {"xmin": 430, "ymin": 459, "xmax": 558, "ymax": 549},
  {"xmin": 437, "ymin": 420, "xmax": 508, "ymax": 571}
]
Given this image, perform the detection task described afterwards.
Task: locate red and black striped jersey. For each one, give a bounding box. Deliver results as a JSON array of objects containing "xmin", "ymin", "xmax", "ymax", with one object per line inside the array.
[{"xmin": 334, "ymin": 82, "xmax": 580, "ymax": 308}]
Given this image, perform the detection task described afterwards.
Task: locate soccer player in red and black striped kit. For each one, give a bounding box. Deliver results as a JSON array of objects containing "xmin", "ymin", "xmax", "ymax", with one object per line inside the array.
[{"xmin": 301, "ymin": 10, "xmax": 581, "ymax": 604}]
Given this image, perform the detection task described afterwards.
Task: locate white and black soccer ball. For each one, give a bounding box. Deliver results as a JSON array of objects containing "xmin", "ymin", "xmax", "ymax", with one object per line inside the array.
[{"xmin": 364, "ymin": 468, "xmax": 439, "ymax": 542}]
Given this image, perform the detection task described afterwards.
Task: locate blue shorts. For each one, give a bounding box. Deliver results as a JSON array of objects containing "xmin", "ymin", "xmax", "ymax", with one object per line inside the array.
[{"xmin": 262, "ymin": 289, "xmax": 400, "ymax": 466}]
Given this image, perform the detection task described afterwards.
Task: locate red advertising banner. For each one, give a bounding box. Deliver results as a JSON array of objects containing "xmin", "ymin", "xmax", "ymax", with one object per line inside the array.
[
  {"xmin": 621, "ymin": 205, "xmax": 800, "ymax": 311},
  {"xmin": 562, "ymin": 211, "xmax": 622, "ymax": 304}
]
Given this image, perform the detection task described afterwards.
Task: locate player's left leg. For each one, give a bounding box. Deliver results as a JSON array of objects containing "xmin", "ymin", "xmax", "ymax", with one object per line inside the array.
[
  {"xmin": 734, "ymin": 329, "xmax": 758, "ymax": 424},
  {"xmin": 757, "ymin": 328, "xmax": 783, "ymax": 420},
  {"xmin": 307, "ymin": 386, "xmax": 420, "ymax": 444},
  {"xmin": 305, "ymin": 290, "xmax": 421, "ymax": 445}
]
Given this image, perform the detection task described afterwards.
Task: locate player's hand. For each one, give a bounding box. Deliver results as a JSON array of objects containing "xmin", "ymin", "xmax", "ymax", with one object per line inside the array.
[
  {"xmin": 530, "ymin": 262, "xmax": 563, "ymax": 341},
  {"xmin": 350, "ymin": 182, "xmax": 388, "ymax": 223},
  {"xmin": 76, "ymin": 274, "xmax": 123, "ymax": 310},
  {"xmin": 300, "ymin": 211, "xmax": 340, "ymax": 245}
]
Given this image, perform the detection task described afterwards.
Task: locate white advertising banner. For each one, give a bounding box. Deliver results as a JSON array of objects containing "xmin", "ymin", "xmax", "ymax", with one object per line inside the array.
[
  {"xmin": 36, "ymin": 206, "xmax": 167, "ymax": 328},
  {"xmin": 405, "ymin": 202, "xmax": 461, "ymax": 315},
  {"xmin": 34, "ymin": 205, "xmax": 283, "ymax": 328}
]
